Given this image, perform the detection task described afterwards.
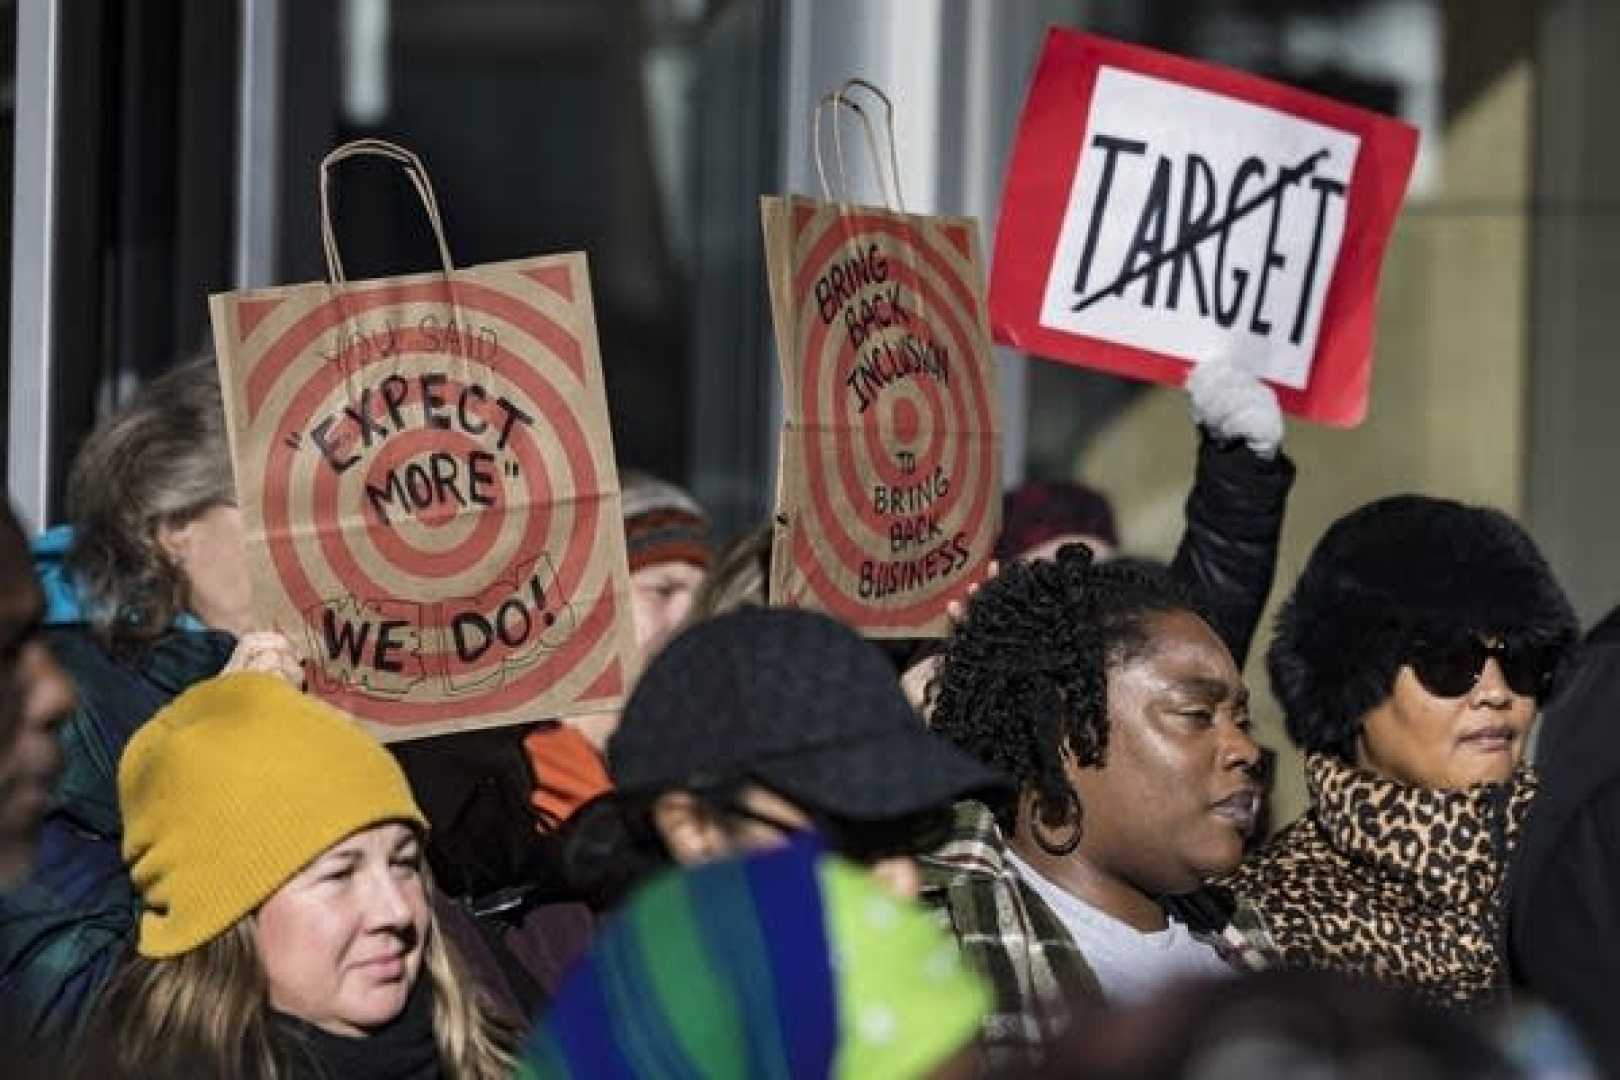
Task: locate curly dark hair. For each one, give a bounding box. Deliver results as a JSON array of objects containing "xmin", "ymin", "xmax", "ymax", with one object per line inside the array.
[{"xmin": 930, "ymin": 544, "xmax": 1198, "ymax": 846}]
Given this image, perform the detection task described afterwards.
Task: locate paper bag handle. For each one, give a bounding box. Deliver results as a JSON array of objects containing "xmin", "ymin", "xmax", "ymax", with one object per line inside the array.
[
  {"xmin": 812, "ymin": 78, "xmax": 906, "ymax": 214},
  {"xmin": 318, "ymin": 139, "xmax": 457, "ymax": 286}
]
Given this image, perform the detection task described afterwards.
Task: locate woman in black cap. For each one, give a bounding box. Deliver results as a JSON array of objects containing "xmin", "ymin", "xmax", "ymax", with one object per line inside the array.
[
  {"xmin": 1230, "ymin": 494, "xmax": 1578, "ymax": 1012},
  {"xmin": 560, "ymin": 606, "xmax": 1005, "ymax": 909}
]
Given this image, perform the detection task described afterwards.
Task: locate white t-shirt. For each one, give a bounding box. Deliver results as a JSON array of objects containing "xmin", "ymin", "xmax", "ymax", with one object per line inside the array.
[{"xmin": 1006, "ymin": 849, "xmax": 1233, "ymax": 1005}]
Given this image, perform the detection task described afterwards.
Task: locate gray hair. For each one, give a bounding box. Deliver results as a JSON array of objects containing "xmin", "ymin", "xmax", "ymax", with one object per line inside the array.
[
  {"xmin": 684, "ymin": 521, "xmax": 772, "ymax": 626},
  {"xmin": 65, "ymin": 354, "xmax": 236, "ymax": 651}
]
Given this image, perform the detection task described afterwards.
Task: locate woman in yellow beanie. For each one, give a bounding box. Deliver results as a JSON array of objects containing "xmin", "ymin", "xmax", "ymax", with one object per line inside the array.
[{"xmin": 81, "ymin": 672, "xmax": 517, "ymax": 1079}]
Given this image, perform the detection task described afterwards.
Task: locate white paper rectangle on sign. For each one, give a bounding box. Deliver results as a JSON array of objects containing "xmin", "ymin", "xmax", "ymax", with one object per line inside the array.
[{"xmin": 1037, "ymin": 66, "xmax": 1363, "ymax": 389}]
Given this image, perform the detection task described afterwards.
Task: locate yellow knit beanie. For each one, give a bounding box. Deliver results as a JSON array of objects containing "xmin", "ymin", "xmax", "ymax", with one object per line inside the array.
[{"xmin": 120, "ymin": 672, "xmax": 427, "ymax": 958}]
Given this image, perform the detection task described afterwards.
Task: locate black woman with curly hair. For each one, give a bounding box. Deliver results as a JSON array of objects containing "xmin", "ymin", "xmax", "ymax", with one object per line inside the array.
[{"xmin": 919, "ymin": 544, "xmax": 1278, "ymax": 1074}]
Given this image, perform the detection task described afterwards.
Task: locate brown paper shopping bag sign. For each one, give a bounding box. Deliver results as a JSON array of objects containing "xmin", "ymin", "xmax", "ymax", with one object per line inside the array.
[
  {"xmin": 208, "ymin": 140, "xmax": 637, "ymax": 741},
  {"xmin": 762, "ymin": 83, "xmax": 1001, "ymax": 638}
]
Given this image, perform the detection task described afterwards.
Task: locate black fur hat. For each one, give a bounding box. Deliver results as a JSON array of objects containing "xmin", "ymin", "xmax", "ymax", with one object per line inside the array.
[{"xmin": 1268, "ymin": 495, "xmax": 1578, "ymax": 760}]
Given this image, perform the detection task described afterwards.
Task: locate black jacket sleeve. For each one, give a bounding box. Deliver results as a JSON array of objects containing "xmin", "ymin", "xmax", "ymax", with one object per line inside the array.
[
  {"xmin": 1510, "ymin": 790, "xmax": 1620, "ymax": 1068},
  {"xmin": 1511, "ymin": 618, "xmax": 1620, "ymax": 1065},
  {"xmin": 1169, "ymin": 433, "xmax": 1296, "ymax": 668}
]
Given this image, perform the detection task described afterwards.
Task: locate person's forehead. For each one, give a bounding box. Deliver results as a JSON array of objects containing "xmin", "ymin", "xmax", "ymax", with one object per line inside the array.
[
  {"xmin": 323, "ymin": 821, "xmax": 418, "ymax": 856},
  {"xmin": 1146, "ymin": 608, "xmax": 1222, "ymax": 646},
  {"xmin": 631, "ymin": 560, "xmax": 706, "ymax": 584},
  {"xmin": 1122, "ymin": 611, "xmax": 1240, "ymax": 684},
  {"xmin": 1175, "ymin": 673, "xmax": 1248, "ymax": 703}
]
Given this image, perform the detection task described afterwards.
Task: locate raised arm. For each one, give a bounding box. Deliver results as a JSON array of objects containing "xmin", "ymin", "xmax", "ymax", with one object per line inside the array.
[{"xmin": 1169, "ymin": 360, "xmax": 1296, "ymax": 667}]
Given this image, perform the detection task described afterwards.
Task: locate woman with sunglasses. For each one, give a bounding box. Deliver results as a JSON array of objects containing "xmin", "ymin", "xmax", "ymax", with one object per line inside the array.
[
  {"xmin": 1229, "ymin": 494, "xmax": 1578, "ymax": 1012},
  {"xmin": 559, "ymin": 606, "xmax": 1005, "ymax": 910}
]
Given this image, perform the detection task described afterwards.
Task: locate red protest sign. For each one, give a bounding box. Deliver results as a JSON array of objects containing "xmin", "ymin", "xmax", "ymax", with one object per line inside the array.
[
  {"xmin": 210, "ymin": 141, "xmax": 637, "ymax": 742},
  {"xmin": 762, "ymin": 195, "xmax": 1001, "ymax": 637},
  {"xmin": 990, "ymin": 29, "xmax": 1418, "ymax": 426}
]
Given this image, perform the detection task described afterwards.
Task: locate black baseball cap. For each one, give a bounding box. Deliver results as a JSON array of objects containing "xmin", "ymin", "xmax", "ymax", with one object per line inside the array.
[{"xmin": 608, "ymin": 607, "xmax": 1006, "ymax": 820}]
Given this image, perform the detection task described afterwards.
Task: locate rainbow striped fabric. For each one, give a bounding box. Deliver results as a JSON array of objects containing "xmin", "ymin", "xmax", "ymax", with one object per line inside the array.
[{"xmin": 519, "ymin": 837, "xmax": 989, "ymax": 1079}]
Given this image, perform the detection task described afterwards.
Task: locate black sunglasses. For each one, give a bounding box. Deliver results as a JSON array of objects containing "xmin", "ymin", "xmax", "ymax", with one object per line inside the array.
[{"xmin": 1406, "ymin": 634, "xmax": 1558, "ymax": 699}]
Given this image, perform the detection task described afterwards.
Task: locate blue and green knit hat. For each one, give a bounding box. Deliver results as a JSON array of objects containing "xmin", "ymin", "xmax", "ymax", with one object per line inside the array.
[{"xmin": 519, "ymin": 837, "xmax": 989, "ymax": 1079}]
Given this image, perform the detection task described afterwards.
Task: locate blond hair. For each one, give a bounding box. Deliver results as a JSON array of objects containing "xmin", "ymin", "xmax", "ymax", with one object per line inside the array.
[{"xmin": 85, "ymin": 884, "xmax": 517, "ymax": 1079}]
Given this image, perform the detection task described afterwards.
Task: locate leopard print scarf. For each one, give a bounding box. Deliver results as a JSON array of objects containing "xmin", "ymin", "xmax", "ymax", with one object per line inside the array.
[{"xmin": 1227, "ymin": 753, "xmax": 1537, "ymax": 1012}]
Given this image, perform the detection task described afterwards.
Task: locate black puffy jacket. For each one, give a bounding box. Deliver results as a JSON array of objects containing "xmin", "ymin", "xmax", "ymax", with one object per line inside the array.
[{"xmin": 1170, "ymin": 432, "xmax": 1296, "ymax": 668}]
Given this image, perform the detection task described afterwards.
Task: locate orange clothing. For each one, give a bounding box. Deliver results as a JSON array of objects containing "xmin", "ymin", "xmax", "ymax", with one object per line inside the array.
[{"xmin": 523, "ymin": 723, "xmax": 613, "ymax": 831}]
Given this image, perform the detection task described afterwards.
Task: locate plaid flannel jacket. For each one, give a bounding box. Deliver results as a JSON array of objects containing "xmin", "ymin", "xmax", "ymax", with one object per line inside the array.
[{"xmin": 918, "ymin": 801, "xmax": 1281, "ymax": 1075}]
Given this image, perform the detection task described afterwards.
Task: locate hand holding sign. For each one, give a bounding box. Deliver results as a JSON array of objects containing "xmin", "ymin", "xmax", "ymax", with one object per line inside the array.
[
  {"xmin": 1186, "ymin": 357, "xmax": 1283, "ymax": 458},
  {"xmin": 222, "ymin": 630, "xmax": 305, "ymax": 688},
  {"xmin": 991, "ymin": 30, "xmax": 1418, "ymax": 426}
]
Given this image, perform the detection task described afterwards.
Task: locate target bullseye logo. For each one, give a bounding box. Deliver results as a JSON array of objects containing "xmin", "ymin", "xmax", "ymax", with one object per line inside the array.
[
  {"xmin": 212, "ymin": 257, "xmax": 636, "ymax": 738},
  {"xmin": 766, "ymin": 198, "xmax": 1002, "ymax": 635},
  {"xmin": 889, "ymin": 397, "xmax": 922, "ymax": 446}
]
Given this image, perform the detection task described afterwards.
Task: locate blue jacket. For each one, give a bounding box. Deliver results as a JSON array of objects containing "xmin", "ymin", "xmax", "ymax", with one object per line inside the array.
[{"xmin": 0, "ymin": 528, "xmax": 233, "ymax": 1040}]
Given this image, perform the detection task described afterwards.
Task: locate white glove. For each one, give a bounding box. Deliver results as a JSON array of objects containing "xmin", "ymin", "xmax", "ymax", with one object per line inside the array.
[{"xmin": 1187, "ymin": 357, "xmax": 1283, "ymax": 459}]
